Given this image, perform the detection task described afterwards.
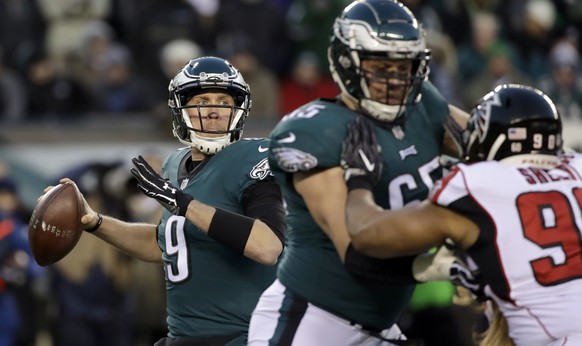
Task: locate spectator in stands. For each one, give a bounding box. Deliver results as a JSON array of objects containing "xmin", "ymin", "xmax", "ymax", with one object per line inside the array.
[
  {"xmin": 123, "ymin": 0, "xmax": 217, "ymax": 80},
  {"xmin": 89, "ymin": 46, "xmax": 155, "ymax": 113},
  {"xmin": 462, "ymin": 42, "xmax": 531, "ymax": 108},
  {"xmin": 285, "ymin": 0, "xmax": 348, "ymax": 69},
  {"xmin": 537, "ymin": 39, "xmax": 582, "ymax": 121},
  {"xmin": 225, "ymin": 40, "xmax": 280, "ymax": 121},
  {"xmin": 74, "ymin": 21, "xmax": 122, "ymax": 89},
  {"xmin": 0, "ymin": 174, "xmax": 43, "ymax": 346},
  {"xmin": 36, "ymin": 0, "xmax": 113, "ymax": 74},
  {"xmin": 0, "ymin": 49, "xmax": 27, "ymax": 123},
  {"xmin": 0, "ymin": 0, "xmax": 46, "ymax": 75},
  {"xmin": 507, "ymin": 0, "xmax": 558, "ymax": 80},
  {"xmin": 457, "ymin": 11, "xmax": 517, "ymax": 84},
  {"xmin": 217, "ymin": 0, "xmax": 290, "ymax": 75},
  {"xmin": 278, "ymin": 50, "xmax": 338, "ymax": 116},
  {"xmin": 427, "ymin": 0, "xmax": 504, "ymax": 47},
  {"xmin": 426, "ymin": 30, "xmax": 462, "ymax": 107},
  {"xmin": 23, "ymin": 51, "xmax": 90, "ymax": 121}
]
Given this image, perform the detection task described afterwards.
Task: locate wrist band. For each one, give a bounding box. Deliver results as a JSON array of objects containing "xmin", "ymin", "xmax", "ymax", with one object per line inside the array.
[
  {"xmin": 85, "ymin": 214, "xmax": 103, "ymax": 233},
  {"xmin": 207, "ymin": 208, "xmax": 254, "ymax": 254},
  {"xmin": 346, "ymin": 176, "xmax": 374, "ymax": 192}
]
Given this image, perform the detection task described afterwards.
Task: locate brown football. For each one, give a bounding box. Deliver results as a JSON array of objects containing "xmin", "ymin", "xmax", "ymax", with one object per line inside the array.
[{"xmin": 28, "ymin": 181, "xmax": 84, "ymax": 266}]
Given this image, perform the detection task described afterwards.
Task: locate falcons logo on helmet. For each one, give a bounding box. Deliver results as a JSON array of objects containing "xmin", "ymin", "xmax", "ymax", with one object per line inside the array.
[{"xmin": 473, "ymin": 91, "xmax": 502, "ymax": 144}]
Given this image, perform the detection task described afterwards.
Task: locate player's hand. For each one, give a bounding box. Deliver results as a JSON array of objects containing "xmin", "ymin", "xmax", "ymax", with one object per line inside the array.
[
  {"xmin": 412, "ymin": 244, "xmax": 457, "ymax": 282},
  {"xmin": 341, "ymin": 116, "xmax": 383, "ymax": 191},
  {"xmin": 442, "ymin": 239, "xmax": 488, "ymax": 301},
  {"xmin": 46, "ymin": 178, "xmax": 101, "ymax": 232},
  {"xmin": 130, "ymin": 155, "xmax": 193, "ymax": 216},
  {"xmin": 449, "ymin": 254, "xmax": 488, "ymax": 302}
]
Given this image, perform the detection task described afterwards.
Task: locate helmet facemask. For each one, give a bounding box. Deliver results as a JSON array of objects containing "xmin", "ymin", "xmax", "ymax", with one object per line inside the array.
[{"xmin": 357, "ymin": 54, "xmax": 429, "ymax": 123}]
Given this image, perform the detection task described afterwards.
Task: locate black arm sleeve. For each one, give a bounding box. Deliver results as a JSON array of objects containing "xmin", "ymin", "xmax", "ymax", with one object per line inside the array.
[
  {"xmin": 344, "ymin": 243, "xmax": 418, "ymax": 285},
  {"xmin": 241, "ymin": 178, "xmax": 286, "ymax": 246}
]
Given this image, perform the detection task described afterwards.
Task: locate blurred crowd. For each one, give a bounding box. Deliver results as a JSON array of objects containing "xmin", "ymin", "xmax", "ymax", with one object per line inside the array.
[
  {"xmin": 0, "ymin": 156, "xmax": 168, "ymax": 346},
  {"xmin": 1, "ymin": 0, "xmax": 582, "ymax": 345},
  {"xmin": 0, "ymin": 0, "xmax": 579, "ymax": 127}
]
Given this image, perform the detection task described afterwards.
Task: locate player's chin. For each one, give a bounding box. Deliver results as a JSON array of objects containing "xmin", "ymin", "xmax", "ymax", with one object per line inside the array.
[{"xmin": 202, "ymin": 133, "xmax": 226, "ymax": 139}]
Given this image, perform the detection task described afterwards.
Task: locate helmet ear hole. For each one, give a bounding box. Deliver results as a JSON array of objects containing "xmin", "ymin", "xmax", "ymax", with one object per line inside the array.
[{"xmin": 235, "ymin": 94, "xmax": 246, "ymax": 107}]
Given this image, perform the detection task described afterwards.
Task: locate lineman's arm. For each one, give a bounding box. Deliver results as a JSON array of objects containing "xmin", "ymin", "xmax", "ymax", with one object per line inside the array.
[
  {"xmin": 346, "ymin": 190, "xmax": 479, "ymax": 257},
  {"xmin": 294, "ymin": 168, "xmax": 419, "ymax": 284},
  {"xmin": 293, "ymin": 167, "xmax": 351, "ymax": 260},
  {"xmin": 442, "ymin": 104, "xmax": 469, "ymax": 157}
]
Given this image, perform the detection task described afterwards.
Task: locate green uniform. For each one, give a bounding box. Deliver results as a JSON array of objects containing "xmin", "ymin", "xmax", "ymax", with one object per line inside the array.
[
  {"xmin": 158, "ymin": 138, "xmax": 276, "ymax": 340},
  {"xmin": 268, "ymin": 81, "xmax": 449, "ymax": 330}
]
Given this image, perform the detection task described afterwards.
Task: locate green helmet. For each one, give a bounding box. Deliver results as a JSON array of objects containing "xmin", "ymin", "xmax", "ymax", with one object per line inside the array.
[
  {"xmin": 328, "ymin": 0, "xmax": 430, "ymax": 123},
  {"xmin": 168, "ymin": 56, "xmax": 252, "ymax": 154}
]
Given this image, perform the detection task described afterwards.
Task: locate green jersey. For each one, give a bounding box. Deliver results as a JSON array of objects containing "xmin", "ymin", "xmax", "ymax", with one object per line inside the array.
[
  {"xmin": 268, "ymin": 81, "xmax": 449, "ymax": 330},
  {"xmin": 158, "ymin": 138, "xmax": 277, "ymax": 340}
]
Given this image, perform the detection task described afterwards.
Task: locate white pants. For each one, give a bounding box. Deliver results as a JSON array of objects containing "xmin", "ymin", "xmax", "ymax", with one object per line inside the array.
[{"xmin": 248, "ymin": 279, "xmax": 407, "ymax": 346}]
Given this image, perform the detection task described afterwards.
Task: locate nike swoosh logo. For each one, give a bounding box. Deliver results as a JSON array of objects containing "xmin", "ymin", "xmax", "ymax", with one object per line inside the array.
[
  {"xmin": 258, "ymin": 146, "xmax": 268, "ymax": 152},
  {"xmin": 358, "ymin": 149, "xmax": 375, "ymax": 172},
  {"xmin": 277, "ymin": 132, "xmax": 296, "ymax": 144}
]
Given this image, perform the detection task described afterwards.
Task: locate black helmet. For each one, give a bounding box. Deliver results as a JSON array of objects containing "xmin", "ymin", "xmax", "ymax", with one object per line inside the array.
[
  {"xmin": 168, "ymin": 56, "xmax": 251, "ymax": 154},
  {"xmin": 464, "ymin": 84, "xmax": 562, "ymax": 163},
  {"xmin": 328, "ymin": 0, "xmax": 430, "ymax": 123}
]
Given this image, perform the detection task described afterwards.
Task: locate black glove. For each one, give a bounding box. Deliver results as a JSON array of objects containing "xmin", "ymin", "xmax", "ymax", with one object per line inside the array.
[
  {"xmin": 341, "ymin": 116, "xmax": 383, "ymax": 191},
  {"xmin": 130, "ymin": 155, "xmax": 193, "ymax": 216}
]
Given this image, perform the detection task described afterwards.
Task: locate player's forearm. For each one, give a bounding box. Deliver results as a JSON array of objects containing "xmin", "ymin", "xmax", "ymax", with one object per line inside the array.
[
  {"xmin": 92, "ymin": 215, "xmax": 162, "ymax": 263},
  {"xmin": 442, "ymin": 105, "xmax": 469, "ymax": 157},
  {"xmin": 184, "ymin": 200, "xmax": 282, "ymax": 265},
  {"xmin": 243, "ymin": 220, "xmax": 283, "ymax": 265},
  {"xmin": 346, "ymin": 189, "xmax": 386, "ymax": 252}
]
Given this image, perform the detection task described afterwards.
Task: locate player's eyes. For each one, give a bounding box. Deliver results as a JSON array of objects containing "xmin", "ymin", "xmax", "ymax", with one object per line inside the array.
[{"xmin": 192, "ymin": 100, "xmax": 232, "ymax": 106}]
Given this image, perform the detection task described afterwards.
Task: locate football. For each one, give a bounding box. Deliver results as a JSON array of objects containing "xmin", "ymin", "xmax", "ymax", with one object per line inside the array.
[{"xmin": 28, "ymin": 181, "xmax": 84, "ymax": 266}]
